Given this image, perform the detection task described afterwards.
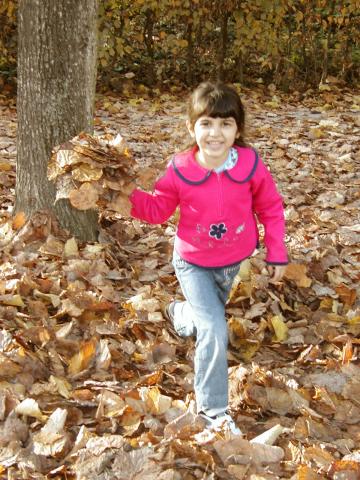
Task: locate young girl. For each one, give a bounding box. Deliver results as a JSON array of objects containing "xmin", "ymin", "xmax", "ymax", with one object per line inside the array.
[{"xmin": 127, "ymin": 81, "xmax": 288, "ymax": 435}]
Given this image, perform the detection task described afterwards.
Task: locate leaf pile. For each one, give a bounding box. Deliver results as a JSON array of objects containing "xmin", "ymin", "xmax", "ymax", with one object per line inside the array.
[
  {"xmin": 48, "ymin": 132, "xmax": 158, "ymax": 217},
  {"xmin": 0, "ymin": 87, "xmax": 360, "ymax": 479}
]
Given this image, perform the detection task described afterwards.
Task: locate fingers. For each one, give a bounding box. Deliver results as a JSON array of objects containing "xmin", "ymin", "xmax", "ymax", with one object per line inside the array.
[{"xmin": 269, "ymin": 265, "xmax": 287, "ymax": 283}]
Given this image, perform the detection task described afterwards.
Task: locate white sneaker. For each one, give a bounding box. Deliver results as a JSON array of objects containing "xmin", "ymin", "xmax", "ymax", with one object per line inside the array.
[{"xmin": 195, "ymin": 412, "xmax": 242, "ymax": 443}]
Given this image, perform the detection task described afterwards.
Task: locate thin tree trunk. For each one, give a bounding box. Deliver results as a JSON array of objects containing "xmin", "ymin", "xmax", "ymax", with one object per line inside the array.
[
  {"xmin": 16, "ymin": 0, "xmax": 98, "ymax": 241},
  {"xmin": 144, "ymin": 8, "xmax": 155, "ymax": 85},
  {"xmin": 320, "ymin": 0, "xmax": 336, "ymax": 85},
  {"xmin": 217, "ymin": 13, "xmax": 229, "ymax": 81},
  {"xmin": 186, "ymin": 16, "xmax": 194, "ymax": 86}
]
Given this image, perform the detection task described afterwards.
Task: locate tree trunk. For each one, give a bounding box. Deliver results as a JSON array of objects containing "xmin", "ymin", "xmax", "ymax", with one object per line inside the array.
[
  {"xmin": 217, "ymin": 12, "xmax": 229, "ymax": 81},
  {"xmin": 16, "ymin": 0, "xmax": 99, "ymax": 241},
  {"xmin": 144, "ymin": 8, "xmax": 155, "ymax": 85},
  {"xmin": 186, "ymin": 17, "xmax": 194, "ymax": 86}
]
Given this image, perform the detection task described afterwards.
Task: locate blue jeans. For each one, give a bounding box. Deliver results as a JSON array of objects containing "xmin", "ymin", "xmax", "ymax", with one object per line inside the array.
[{"xmin": 172, "ymin": 250, "xmax": 241, "ymax": 417}]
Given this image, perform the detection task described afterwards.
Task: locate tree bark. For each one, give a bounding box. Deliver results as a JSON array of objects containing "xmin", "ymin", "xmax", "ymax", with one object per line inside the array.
[
  {"xmin": 186, "ymin": 17, "xmax": 194, "ymax": 86},
  {"xmin": 16, "ymin": 0, "xmax": 99, "ymax": 241},
  {"xmin": 217, "ymin": 12, "xmax": 229, "ymax": 81},
  {"xmin": 144, "ymin": 8, "xmax": 155, "ymax": 85}
]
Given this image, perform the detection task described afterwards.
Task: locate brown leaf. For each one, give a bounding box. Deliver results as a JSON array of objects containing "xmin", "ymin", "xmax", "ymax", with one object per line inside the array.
[
  {"xmin": 285, "ymin": 264, "xmax": 312, "ymax": 288},
  {"xmin": 108, "ymin": 192, "xmax": 132, "ymax": 216},
  {"xmin": 341, "ymin": 338, "xmax": 353, "ymax": 364},
  {"xmin": 69, "ymin": 182, "xmax": 99, "ymax": 210},
  {"xmin": 214, "ymin": 437, "xmax": 284, "ymax": 466},
  {"xmin": 335, "ymin": 284, "xmax": 356, "ymax": 308}
]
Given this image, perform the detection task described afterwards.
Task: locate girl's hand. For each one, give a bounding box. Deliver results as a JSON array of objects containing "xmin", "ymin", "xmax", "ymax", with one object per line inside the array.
[
  {"xmin": 122, "ymin": 181, "xmax": 137, "ymax": 195},
  {"xmin": 268, "ymin": 265, "xmax": 287, "ymax": 283},
  {"xmin": 113, "ymin": 192, "xmax": 133, "ymax": 217}
]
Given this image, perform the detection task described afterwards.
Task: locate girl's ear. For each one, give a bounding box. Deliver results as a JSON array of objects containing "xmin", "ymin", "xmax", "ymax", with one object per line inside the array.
[{"xmin": 186, "ymin": 120, "xmax": 195, "ymax": 137}]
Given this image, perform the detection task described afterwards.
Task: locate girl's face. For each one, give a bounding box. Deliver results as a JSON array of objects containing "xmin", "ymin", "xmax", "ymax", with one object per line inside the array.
[{"xmin": 187, "ymin": 115, "xmax": 239, "ymax": 165}]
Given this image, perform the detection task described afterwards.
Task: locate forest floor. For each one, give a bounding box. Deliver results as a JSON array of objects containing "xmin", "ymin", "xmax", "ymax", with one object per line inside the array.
[{"xmin": 0, "ymin": 83, "xmax": 360, "ymax": 480}]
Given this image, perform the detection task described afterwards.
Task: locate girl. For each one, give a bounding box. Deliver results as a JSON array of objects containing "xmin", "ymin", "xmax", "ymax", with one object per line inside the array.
[{"xmin": 127, "ymin": 81, "xmax": 288, "ymax": 436}]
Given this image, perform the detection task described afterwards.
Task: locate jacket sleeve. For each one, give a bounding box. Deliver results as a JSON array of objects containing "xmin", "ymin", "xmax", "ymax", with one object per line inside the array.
[
  {"xmin": 129, "ymin": 164, "xmax": 179, "ymax": 224},
  {"xmin": 251, "ymin": 158, "xmax": 288, "ymax": 265}
]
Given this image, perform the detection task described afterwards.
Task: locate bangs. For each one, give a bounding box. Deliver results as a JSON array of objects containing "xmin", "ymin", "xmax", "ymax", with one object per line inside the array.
[
  {"xmin": 187, "ymin": 82, "xmax": 246, "ymax": 144},
  {"xmin": 195, "ymin": 94, "xmax": 238, "ymax": 120}
]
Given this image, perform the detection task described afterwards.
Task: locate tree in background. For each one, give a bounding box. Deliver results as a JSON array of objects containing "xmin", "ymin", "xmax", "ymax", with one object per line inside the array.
[{"xmin": 15, "ymin": 0, "xmax": 99, "ymax": 241}]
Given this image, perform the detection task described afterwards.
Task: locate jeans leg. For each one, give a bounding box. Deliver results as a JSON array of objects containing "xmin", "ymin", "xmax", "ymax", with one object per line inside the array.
[
  {"xmin": 172, "ymin": 300, "xmax": 197, "ymax": 337},
  {"xmin": 173, "ymin": 255, "xmax": 236, "ymax": 416}
]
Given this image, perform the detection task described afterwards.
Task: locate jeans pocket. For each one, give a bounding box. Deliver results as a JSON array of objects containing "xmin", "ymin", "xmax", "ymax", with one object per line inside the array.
[
  {"xmin": 172, "ymin": 251, "xmax": 188, "ymax": 270},
  {"xmin": 222, "ymin": 263, "xmax": 241, "ymax": 285}
]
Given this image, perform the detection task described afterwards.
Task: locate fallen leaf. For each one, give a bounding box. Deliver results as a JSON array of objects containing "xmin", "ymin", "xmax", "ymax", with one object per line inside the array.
[
  {"xmin": 33, "ymin": 408, "xmax": 70, "ymax": 457},
  {"xmin": 72, "ymin": 163, "xmax": 103, "ymax": 182},
  {"xmin": 12, "ymin": 212, "xmax": 26, "ymax": 230},
  {"xmin": 69, "ymin": 182, "xmax": 99, "ymax": 210},
  {"xmin": 284, "ymin": 264, "xmax": 312, "ymax": 288},
  {"xmin": 0, "ymin": 294, "xmax": 25, "ymax": 307},
  {"xmin": 68, "ymin": 338, "xmax": 97, "ymax": 375},
  {"xmin": 64, "ymin": 237, "xmax": 79, "ymax": 257},
  {"xmin": 270, "ymin": 315, "xmax": 288, "ymax": 342},
  {"xmin": 15, "ymin": 398, "xmax": 47, "ymax": 421}
]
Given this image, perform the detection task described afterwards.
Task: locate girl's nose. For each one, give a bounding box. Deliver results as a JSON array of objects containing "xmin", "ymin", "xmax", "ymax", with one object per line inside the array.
[{"xmin": 209, "ymin": 123, "xmax": 221, "ymax": 136}]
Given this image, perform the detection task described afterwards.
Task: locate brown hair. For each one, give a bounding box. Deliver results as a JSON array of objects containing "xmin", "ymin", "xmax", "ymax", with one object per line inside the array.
[{"xmin": 187, "ymin": 81, "xmax": 247, "ymax": 147}]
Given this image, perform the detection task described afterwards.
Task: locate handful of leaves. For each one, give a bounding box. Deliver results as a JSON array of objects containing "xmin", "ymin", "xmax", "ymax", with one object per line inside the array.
[{"xmin": 48, "ymin": 132, "xmax": 157, "ymax": 216}]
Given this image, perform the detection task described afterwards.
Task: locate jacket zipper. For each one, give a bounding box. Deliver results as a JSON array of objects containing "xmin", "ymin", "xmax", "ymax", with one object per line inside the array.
[{"xmin": 217, "ymin": 173, "xmax": 224, "ymax": 219}]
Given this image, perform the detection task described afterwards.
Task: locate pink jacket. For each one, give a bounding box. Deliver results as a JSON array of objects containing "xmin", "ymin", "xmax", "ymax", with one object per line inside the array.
[{"xmin": 130, "ymin": 146, "xmax": 288, "ymax": 268}]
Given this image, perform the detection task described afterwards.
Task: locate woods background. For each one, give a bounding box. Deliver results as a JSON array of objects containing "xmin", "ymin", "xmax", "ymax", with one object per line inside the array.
[{"xmin": 0, "ymin": 0, "xmax": 359, "ymax": 93}]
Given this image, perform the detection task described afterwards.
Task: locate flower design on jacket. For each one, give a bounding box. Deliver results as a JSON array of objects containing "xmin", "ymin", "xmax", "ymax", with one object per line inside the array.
[{"xmin": 209, "ymin": 223, "xmax": 227, "ymax": 240}]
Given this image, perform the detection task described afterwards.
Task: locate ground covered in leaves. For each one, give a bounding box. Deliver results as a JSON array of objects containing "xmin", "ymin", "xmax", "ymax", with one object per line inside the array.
[{"xmin": 0, "ymin": 83, "xmax": 360, "ymax": 480}]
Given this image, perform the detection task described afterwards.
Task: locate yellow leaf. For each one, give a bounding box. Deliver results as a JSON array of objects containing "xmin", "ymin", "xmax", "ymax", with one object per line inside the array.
[
  {"xmin": 132, "ymin": 352, "xmax": 146, "ymax": 363},
  {"xmin": 0, "ymin": 162, "xmax": 12, "ymax": 171},
  {"xmin": 309, "ymin": 127, "xmax": 325, "ymax": 139},
  {"xmin": 271, "ymin": 315, "xmax": 288, "ymax": 342},
  {"xmin": 319, "ymin": 297, "xmax": 333, "ymax": 311},
  {"xmin": 0, "ymin": 294, "xmax": 25, "ymax": 307},
  {"xmin": 72, "ymin": 164, "xmax": 103, "ymax": 182},
  {"xmin": 264, "ymin": 101, "xmax": 279, "ymax": 109},
  {"xmin": 129, "ymin": 98, "xmax": 144, "ymax": 106},
  {"xmin": 140, "ymin": 387, "xmax": 172, "ymax": 415},
  {"xmin": 239, "ymin": 340, "xmax": 261, "ymax": 361},
  {"xmin": 68, "ymin": 338, "xmax": 97, "ymax": 375},
  {"xmin": 129, "ymin": 438, "xmax": 139, "ymax": 448},
  {"xmin": 348, "ymin": 316, "xmax": 360, "ymax": 325}
]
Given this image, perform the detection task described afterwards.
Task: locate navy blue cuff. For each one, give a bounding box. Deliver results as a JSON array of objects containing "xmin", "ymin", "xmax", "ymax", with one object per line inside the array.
[{"xmin": 266, "ymin": 261, "xmax": 289, "ymax": 266}]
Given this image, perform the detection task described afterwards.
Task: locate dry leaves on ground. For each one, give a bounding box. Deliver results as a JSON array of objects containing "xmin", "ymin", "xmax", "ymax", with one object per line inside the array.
[{"xmin": 0, "ymin": 85, "xmax": 359, "ymax": 479}]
